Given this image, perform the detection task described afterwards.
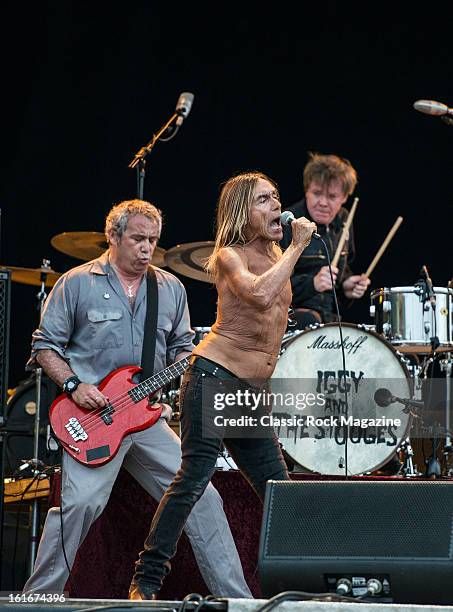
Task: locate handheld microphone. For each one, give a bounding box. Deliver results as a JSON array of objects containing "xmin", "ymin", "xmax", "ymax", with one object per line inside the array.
[
  {"xmin": 280, "ymin": 211, "xmax": 321, "ymax": 239},
  {"xmin": 175, "ymin": 92, "xmax": 194, "ymax": 126}
]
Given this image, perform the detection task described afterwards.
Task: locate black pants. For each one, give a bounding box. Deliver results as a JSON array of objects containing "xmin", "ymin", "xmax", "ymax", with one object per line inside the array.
[{"xmin": 132, "ymin": 356, "xmax": 289, "ymax": 594}]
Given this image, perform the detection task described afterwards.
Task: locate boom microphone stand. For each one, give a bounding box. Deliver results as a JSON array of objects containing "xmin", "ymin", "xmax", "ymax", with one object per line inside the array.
[{"xmin": 128, "ymin": 92, "xmax": 194, "ymax": 198}]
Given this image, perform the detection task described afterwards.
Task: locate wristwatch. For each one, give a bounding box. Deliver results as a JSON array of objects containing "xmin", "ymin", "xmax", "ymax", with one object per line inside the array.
[{"xmin": 62, "ymin": 375, "xmax": 81, "ymax": 396}]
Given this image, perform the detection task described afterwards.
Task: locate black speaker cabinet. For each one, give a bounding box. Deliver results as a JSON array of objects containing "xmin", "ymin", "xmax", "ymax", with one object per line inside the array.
[
  {"xmin": 258, "ymin": 479, "xmax": 453, "ymax": 604},
  {"xmin": 0, "ymin": 269, "xmax": 10, "ymax": 422}
]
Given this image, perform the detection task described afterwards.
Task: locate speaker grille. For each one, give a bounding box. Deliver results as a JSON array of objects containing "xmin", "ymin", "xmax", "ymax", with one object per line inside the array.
[{"xmin": 263, "ymin": 480, "xmax": 453, "ymax": 559}]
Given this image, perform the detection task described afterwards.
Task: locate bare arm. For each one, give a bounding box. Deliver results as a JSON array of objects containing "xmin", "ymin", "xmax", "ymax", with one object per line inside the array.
[
  {"xmin": 218, "ymin": 217, "xmax": 317, "ymax": 309},
  {"xmin": 37, "ymin": 349, "xmax": 109, "ymax": 410},
  {"xmin": 36, "ymin": 349, "xmax": 75, "ymax": 387}
]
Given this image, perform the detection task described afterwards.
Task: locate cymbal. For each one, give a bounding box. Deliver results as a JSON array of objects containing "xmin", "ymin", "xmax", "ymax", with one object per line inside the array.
[
  {"xmin": 51, "ymin": 231, "xmax": 167, "ymax": 268},
  {"xmin": 165, "ymin": 241, "xmax": 214, "ymax": 283},
  {"xmin": 1, "ymin": 265, "xmax": 61, "ymax": 287}
]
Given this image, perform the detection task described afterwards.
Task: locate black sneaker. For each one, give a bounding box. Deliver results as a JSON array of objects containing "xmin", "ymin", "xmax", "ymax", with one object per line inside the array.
[{"xmin": 128, "ymin": 583, "xmax": 158, "ymax": 600}]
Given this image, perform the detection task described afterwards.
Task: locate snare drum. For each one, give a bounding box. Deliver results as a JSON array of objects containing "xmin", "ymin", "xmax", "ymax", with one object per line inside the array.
[
  {"xmin": 271, "ymin": 323, "xmax": 413, "ymax": 475},
  {"xmin": 370, "ymin": 286, "xmax": 453, "ymax": 352}
]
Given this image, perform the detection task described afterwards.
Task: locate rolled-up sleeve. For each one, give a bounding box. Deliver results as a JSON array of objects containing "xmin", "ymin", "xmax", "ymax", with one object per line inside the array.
[
  {"xmin": 26, "ymin": 274, "xmax": 76, "ymax": 370},
  {"xmin": 166, "ymin": 279, "xmax": 195, "ymax": 364}
]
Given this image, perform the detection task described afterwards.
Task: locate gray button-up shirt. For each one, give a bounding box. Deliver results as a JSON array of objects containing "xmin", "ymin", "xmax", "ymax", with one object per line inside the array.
[{"xmin": 28, "ymin": 253, "xmax": 195, "ymax": 386}]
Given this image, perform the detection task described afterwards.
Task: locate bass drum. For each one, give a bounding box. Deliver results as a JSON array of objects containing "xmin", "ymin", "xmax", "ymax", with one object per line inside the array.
[
  {"xmin": 271, "ymin": 323, "xmax": 413, "ymax": 476},
  {"xmin": 5, "ymin": 375, "xmax": 60, "ymax": 476}
]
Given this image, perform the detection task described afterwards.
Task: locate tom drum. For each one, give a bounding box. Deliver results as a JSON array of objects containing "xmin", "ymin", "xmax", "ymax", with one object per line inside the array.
[{"xmin": 370, "ymin": 286, "xmax": 453, "ymax": 352}]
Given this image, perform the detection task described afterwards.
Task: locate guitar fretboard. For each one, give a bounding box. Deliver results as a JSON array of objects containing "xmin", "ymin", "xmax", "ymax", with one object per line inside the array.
[{"xmin": 128, "ymin": 357, "xmax": 190, "ymax": 403}]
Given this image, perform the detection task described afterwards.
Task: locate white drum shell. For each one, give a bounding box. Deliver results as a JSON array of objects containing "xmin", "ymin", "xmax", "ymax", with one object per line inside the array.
[
  {"xmin": 370, "ymin": 286, "xmax": 453, "ymax": 348},
  {"xmin": 271, "ymin": 323, "xmax": 412, "ymax": 476}
]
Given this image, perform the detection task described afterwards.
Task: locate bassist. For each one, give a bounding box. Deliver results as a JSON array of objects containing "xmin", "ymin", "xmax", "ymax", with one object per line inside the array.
[{"xmin": 22, "ymin": 199, "xmax": 251, "ymax": 598}]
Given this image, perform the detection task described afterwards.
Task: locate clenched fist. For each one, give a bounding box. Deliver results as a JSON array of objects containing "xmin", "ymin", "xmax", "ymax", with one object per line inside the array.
[{"xmin": 291, "ymin": 216, "xmax": 317, "ymax": 250}]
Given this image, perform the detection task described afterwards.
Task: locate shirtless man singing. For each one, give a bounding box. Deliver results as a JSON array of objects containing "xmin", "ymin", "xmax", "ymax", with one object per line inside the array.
[{"xmin": 129, "ymin": 171, "xmax": 316, "ymax": 600}]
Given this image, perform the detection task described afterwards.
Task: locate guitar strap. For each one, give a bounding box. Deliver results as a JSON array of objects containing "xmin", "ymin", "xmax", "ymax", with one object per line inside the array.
[{"xmin": 139, "ymin": 266, "xmax": 158, "ymax": 381}]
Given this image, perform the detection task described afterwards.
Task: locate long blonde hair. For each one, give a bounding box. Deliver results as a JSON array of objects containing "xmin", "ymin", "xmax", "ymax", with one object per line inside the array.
[{"xmin": 206, "ymin": 171, "xmax": 279, "ymax": 277}]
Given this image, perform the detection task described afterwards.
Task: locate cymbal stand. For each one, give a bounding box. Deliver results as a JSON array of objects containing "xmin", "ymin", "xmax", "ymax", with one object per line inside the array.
[
  {"xmin": 27, "ymin": 259, "xmax": 52, "ymax": 576},
  {"xmin": 398, "ymin": 437, "xmax": 420, "ymax": 477}
]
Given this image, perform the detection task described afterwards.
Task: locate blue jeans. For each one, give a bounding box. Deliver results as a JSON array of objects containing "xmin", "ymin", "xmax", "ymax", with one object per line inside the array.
[{"xmin": 131, "ymin": 356, "xmax": 289, "ymax": 594}]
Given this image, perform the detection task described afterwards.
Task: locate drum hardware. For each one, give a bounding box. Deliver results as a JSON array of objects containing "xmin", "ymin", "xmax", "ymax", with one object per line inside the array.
[
  {"xmin": 425, "ymin": 438, "xmax": 442, "ymax": 478},
  {"xmin": 160, "ymin": 387, "xmax": 180, "ymax": 409},
  {"xmin": 357, "ymin": 323, "xmax": 376, "ymax": 333},
  {"xmin": 27, "ymin": 259, "xmax": 56, "ymax": 574},
  {"xmin": 0, "ymin": 263, "xmax": 62, "ymax": 288},
  {"xmin": 439, "ymin": 352, "xmax": 453, "ymax": 450},
  {"xmin": 215, "ymin": 444, "xmax": 238, "ymax": 471},
  {"xmin": 397, "ymin": 438, "xmax": 421, "ymax": 477},
  {"xmin": 287, "ymin": 307, "xmax": 298, "ymax": 329},
  {"xmin": 409, "ymin": 351, "xmax": 453, "ymax": 478},
  {"xmin": 193, "ymin": 326, "xmax": 211, "ymax": 345},
  {"xmin": 3, "ymin": 258, "xmax": 58, "ymax": 575},
  {"xmin": 281, "ymin": 328, "xmax": 304, "ymax": 347}
]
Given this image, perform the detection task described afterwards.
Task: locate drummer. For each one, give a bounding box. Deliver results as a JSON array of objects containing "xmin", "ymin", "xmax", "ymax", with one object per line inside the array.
[{"xmin": 281, "ymin": 152, "xmax": 370, "ymax": 329}]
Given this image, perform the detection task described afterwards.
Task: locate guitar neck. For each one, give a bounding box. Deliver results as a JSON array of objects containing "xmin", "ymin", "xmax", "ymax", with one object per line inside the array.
[{"xmin": 133, "ymin": 356, "xmax": 190, "ymax": 400}]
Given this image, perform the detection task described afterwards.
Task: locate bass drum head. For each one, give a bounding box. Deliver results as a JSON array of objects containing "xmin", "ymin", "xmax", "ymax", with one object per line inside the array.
[{"xmin": 271, "ymin": 323, "xmax": 412, "ymax": 476}]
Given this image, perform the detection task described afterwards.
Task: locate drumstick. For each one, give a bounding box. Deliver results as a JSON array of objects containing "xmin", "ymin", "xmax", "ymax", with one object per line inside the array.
[
  {"xmin": 331, "ymin": 197, "xmax": 359, "ymax": 268},
  {"xmin": 364, "ymin": 216, "xmax": 403, "ymax": 278}
]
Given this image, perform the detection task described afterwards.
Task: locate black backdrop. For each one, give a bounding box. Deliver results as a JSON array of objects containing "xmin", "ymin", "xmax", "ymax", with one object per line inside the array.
[{"xmin": 1, "ymin": 3, "xmax": 452, "ymax": 390}]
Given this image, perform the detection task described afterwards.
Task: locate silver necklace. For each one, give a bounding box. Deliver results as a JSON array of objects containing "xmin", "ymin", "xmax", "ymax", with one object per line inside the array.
[
  {"xmin": 111, "ymin": 263, "xmax": 140, "ymax": 299},
  {"xmin": 125, "ymin": 280, "xmax": 137, "ymax": 298}
]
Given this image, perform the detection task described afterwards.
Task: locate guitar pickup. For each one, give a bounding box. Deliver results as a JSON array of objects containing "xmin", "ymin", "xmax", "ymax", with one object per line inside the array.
[
  {"xmin": 65, "ymin": 417, "xmax": 88, "ymax": 442},
  {"xmin": 101, "ymin": 405, "xmax": 114, "ymax": 425}
]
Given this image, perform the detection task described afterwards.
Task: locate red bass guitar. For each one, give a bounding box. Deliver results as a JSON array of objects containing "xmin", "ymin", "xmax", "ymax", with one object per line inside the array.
[{"xmin": 49, "ymin": 357, "xmax": 189, "ymax": 467}]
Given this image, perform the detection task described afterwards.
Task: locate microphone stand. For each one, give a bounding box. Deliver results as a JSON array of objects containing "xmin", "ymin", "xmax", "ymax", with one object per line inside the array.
[
  {"xmin": 128, "ymin": 111, "xmax": 181, "ymax": 199},
  {"xmin": 416, "ymin": 269, "xmax": 439, "ymax": 349},
  {"xmin": 27, "ymin": 259, "xmax": 52, "ymax": 576},
  {"xmin": 440, "ymin": 352, "xmax": 453, "ymax": 475},
  {"xmin": 416, "ymin": 269, "xmax": 443, "ymax": 474}
]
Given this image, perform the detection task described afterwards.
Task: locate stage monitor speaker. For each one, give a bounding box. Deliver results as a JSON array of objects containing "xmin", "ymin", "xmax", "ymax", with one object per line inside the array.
[{"xmin": 258, "ymin": 479, "xmax": 453, "ymax": 604}]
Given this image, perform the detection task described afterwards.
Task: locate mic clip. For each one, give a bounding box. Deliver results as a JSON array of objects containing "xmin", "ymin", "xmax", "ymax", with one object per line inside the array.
[{"xmin": 416, "ymin": 269, "xmax": 436, "ymax": 308}]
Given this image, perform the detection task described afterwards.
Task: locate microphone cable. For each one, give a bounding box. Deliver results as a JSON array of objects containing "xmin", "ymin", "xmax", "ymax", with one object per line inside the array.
[{"xmin": 315, "ymin": 234, "xmax": 350, "ymax": 477}]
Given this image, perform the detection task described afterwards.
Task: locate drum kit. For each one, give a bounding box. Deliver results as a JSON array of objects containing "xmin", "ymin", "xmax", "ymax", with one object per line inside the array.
[{"xmin": 274, "ymin": 282, "xmax": 453, "ymax": 478}]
